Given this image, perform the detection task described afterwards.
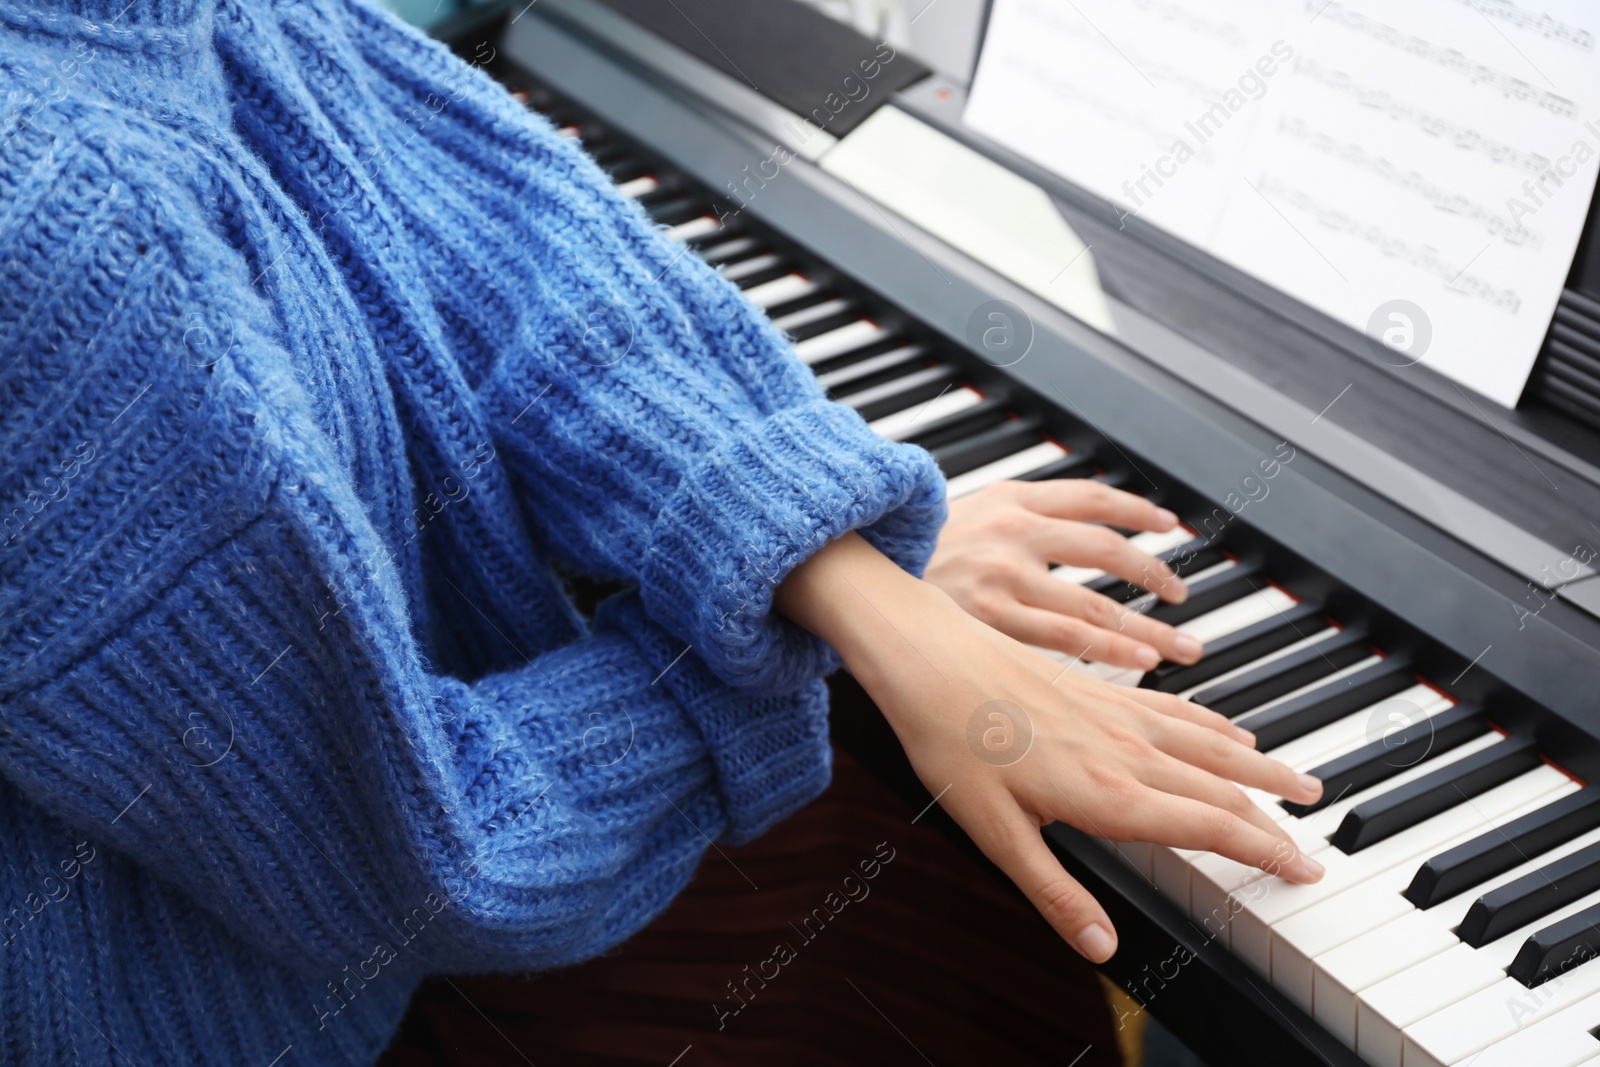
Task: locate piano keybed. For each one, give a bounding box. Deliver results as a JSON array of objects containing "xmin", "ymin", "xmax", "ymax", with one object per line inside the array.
[{"xmin": 513, "ymin": 81, "xmax": 1600, "ymax": 1067}]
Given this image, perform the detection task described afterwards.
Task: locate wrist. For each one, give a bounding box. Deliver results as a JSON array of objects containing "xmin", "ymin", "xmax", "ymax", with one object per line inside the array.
[{"xmin": 774, "ymin": 532, "xmax": 953, "ymax": 671}]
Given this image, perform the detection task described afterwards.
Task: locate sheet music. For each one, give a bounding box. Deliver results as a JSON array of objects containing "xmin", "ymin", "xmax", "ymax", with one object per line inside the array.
[{"xmin": 964, "ymin": 0, "xmax": 1600, "ymax": 407}]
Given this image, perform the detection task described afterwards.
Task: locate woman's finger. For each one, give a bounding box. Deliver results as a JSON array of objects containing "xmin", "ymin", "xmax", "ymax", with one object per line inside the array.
[
  {"xmin": 1022, "ymin": 478, "xmax": 1179, "ymax": 533},
  {"xmin": 1137, "ymin": 750, "xmax": 1293, "ymax": 844},
  {"xmin": 1139, "ymin": 713, "xmax": 1321, "ymax": 803},
  {"xmin": 1123, "ymin": 688, "xmax": 1256, "ymax": 746},
  {"xmin": 992, "ymin": 600, "xmax": 1164, "ymax": 670},
  {"xmin": 1120, "ymin": 791, "xmax": 1323, "ymax": 883},
  {"xmin": 969, "ymin": 804, "xmax": 1119, "ymax": 962},
  {"xmin": 1021, "ymin": 575, "xmax": 1203, "ymax": 665},
  {"xmin": 1036, "ymin": 520, "xmax": 1189, "ymax": 604}
]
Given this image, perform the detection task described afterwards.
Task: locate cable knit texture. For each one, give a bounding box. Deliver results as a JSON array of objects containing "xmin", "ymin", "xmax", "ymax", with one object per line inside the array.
[{"xmin": 0, "ymin": 0, "xmax": 948, "ymax": 1063}]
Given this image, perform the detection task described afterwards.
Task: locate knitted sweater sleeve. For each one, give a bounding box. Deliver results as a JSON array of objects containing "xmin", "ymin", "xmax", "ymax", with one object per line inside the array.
[
  {"xmin": 285, "ymin": 0, "xmax": 949, "ymax": 692},
  {"xmin": 0, "ymin": 122, "xmax": 828, "ymax": 975}
]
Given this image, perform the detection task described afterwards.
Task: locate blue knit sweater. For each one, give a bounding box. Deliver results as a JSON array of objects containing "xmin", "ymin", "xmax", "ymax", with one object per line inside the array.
[{"xmin": 0, "ymin": 1, "xmax": 947, "ymax": 1062}]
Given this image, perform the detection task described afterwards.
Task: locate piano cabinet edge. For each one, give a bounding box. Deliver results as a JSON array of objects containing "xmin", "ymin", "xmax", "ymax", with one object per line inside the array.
[{"xmin": 826, "ymin": 671, "xmax": 1368, "ymax": 1067}]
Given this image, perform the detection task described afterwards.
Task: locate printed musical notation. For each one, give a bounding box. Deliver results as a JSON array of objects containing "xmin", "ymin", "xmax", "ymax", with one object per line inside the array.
[
  {"xmin": 1274, "ymin": 117, "xmax": 1543, "ymax": 251},
  {"xmin": 965, "ymin": 0, "xmax": 1600, "ymax": 406},
  {"xmin": 1444, "ymin": 0, "xmax": 1591, "ymax": 51},
  {"xmin": 1293, "ymin": 60, "xmax": 1551, "ymax": 175},
  {"xmin": 1315, "ymin": 3, "xmax": 1575, "ymax": 117}
]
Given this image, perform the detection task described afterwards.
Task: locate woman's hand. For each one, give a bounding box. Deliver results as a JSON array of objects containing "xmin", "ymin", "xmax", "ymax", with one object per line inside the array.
[
  {"xmin": 777, "ymin": 534, "xmax": 1324, "ymax": 963},
  {"xmin": 924, "ymin": 479, "xmax": 1202, "ymax": 672}
]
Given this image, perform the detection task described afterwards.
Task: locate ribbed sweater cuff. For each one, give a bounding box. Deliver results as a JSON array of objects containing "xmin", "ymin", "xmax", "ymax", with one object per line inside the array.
[
  {"xmin": 640, "ymin": 400, "xmax": 946, "ymax": 692},
  {"xmin": 598, "ymin": 594, "xmax": 833, "ymax": 844}
]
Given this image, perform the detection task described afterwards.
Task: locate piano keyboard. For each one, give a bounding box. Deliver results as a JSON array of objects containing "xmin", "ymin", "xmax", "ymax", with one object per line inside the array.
[{"xmin": 511, "ymin": 82, "xmax": 1600, "ymax": 1067}]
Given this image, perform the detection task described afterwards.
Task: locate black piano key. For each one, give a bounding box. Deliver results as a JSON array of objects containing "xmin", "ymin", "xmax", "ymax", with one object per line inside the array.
[
  {"xmin": 805, "ymin": 334, "xmax": 907, "ymax": 375},
  {"xmin": 589, "ymin": 144, "xmax": 632, "ymax": 169},
  {"xmin": 1329, "ymin": 734, "xmax": 1541, "ymax": 854},
  {"xmin": 1017, "ymin": 453, "xmax": 1099, "ymax": 482},
  {"xmin": 631, "ymin": 179, "xmax": 679, "ymax": 207},
  {"xmin": 731, "ymin": 263, "xmax": 793, "ymax": 291},
  {"xmin": 644, "ymin": 195, "xmax": 706, "ymax": 227},
  {"xmin": 1141, "ymin": 559, "xmax": 1266, "ymax": 627},
  {"xmin": 784, "ymin": 306, "xmax": 859, "ymax": 342},
  {"xmin": 1283, "ymin": 702, "xmax": 1487, "ymax": 817},
  {"xmin": 844, "ymin": 366, "xmax": 959, "ymax": 423},
  {"xmin": 1142, "ymin": 600, "xmax": 1325, "ymax": 692},
  {"xmin": 1458, "ymin": 840, "xmax": 1600, "ymax": 948},
  {"xmin": 931, "ymin": 416, "xmax": 1046, "ymax": 478},
  {"xmin": 1507, "ymin": 901, "xmax": 1600, "ymax": 987},
  {"xmin": 1083, "ymin": 539, "xmax": 1228, "ymax": 603},
  {"xmin": 1406, "ymin": 787, "xmax": 1600, "ymax": 909},
  {"xmin": 1191, "ymin": 625, "xmax": 1369, "ymax": 717},
  {"xmin": 601, "ymin": 157, "xmax": 647, "ymax": 184},
  {"xmin": 1095, "ymin": 469, "xmax": 1131, "ymax": 491},
  {"xmin": 817, "ymin": 346, "xmax": 929, "ymax": 397},
  {"xmin": 900, "ymin": 399, "xmax": 1008, "ymax": 449},
  {"xmin": 1229, "ymin": 651, "xmax": 1411, "ymax": 749}
]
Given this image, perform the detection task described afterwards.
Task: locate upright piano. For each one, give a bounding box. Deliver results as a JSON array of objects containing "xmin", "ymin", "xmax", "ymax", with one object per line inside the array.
[{"xmin": 434, "ymin": 3, "xmax": 1600, "ymax": 1063}]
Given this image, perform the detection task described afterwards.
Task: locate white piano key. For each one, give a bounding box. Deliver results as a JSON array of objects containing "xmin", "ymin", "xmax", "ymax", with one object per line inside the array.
[
  {"xmin": 794, "ymin": 319, "xmax": 895, "ymax": 365},
  {"xmin": 771, "ymin": 297, "xmax": 852, "ymax": 334},
  {"xmin": 1358, "ymin": 919, "xmax": 1565, "ymax": 1067},
  {"xmin": 1270, "ymin": 737, "xmax": 1533, "ymax": 1008},
  {"xmin": 696, "ymin": 235, "xmax": 762, "ymax": 265},
  {"xmin": 1317, "ymin": 910, "xmax": 1456, "ymax": 1048},
  {"xmin": 868, "ymin": 387, "xmax": 984, "ymax": 440},
  {"xmin": 1315, "ymin": 823, "xmax": 1600, "ymax": 1047},
  {"xmin": 1234, "ymin": 652, "xmax": 1386, "ymax": 719},
  {"xmin": 1226, "ymin": 766, "xmax": 1572, "ymax": 975},
  {"xmin": 1462, "ymin": 990, "xmax": 1600, "ymax": 1067},
  {"xmin": 665, "ymin": 215, "xmax": 722, "ymax": 243},
  {"xmin": 616, "ymin": 175, "xmax": 659, "ymax": 198},
  {"xmin": 1154, "ymin": 687, "xmax": 1457, "ymax": 919},
  {"xmin": 718, "ymin": 252, "xmax": 786, "ymax": 283},
  {"xmin": 814, "ymin": 346, "xmax": 923, "ymax": 392},
  {"xmin": 1184, "ymin": 714, "xmax": 1484, "ymax": 936},
  {"xmin": 944, "ymin": 441, "xmax": 1068, "ymax": 498},
  {"xmin": 1253, "ymin": 684, "xmax": 1449, "ymax": 773},
  {"xmin": 1175, "ymin": 584, "xmax": 1298, "ymax": 647},
  {"xmin": 1207, "ymin": 683, "xmax": 1446, "ymax": 840},
  {"xmin": 1177, "ymin": 627, "xmax": 1339, "ymax": 701},
  {"xmin": 744, "ymin": 273, "xmax": 822, "ymax": 310},
  {"xmin": 1400, "ymin": 911, "xmax": 1600, "ymax": 1067}
]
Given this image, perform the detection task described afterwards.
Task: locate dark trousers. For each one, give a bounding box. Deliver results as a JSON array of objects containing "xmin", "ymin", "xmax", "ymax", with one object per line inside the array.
[{"xmin": 378, "ymin": 728, "xmax": 1120, "ymax": 1066}]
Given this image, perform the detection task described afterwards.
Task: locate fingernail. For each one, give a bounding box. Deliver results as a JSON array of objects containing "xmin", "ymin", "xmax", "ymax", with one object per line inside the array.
[
  {"xmin": 1164, "ymin": 575, "xmax": 1188, "ymax": 604},
  {"xmin": 1155, "ymin": 507, "xmax": 1179, "ymax": 528},
  {"xmin": 1232, "ymin": 725, "xmax": 1256, "ymax": 747},
  {"xmin": 1297, "ymin": 773, "xmax": 1324, "ymax": 799},
  {"xmin": 1173, "ymin": 634, "xmax": 1203, "ymax": 662},
  {"xmin": 1294, "ymin": 854, "xmax": 1325, "ymax": 881},
  {"xmin": 1073, "ymin": 921, "xmax": 1117, "ymax": 961},
  {"xmin": 1134, "ymin": 645, "xmax": 1161, "ymax": 670}
]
